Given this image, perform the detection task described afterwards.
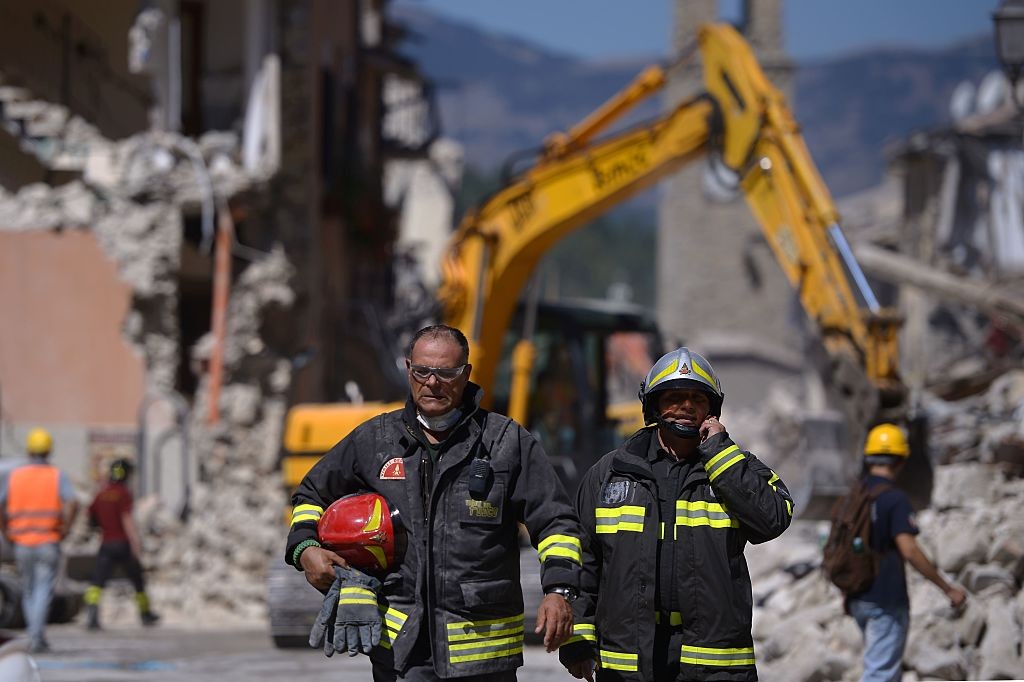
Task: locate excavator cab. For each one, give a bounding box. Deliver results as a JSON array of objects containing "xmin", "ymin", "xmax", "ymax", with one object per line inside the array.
[{"xmin": 492, "ymin": 299, "xmax": 661, "ymax": 491}]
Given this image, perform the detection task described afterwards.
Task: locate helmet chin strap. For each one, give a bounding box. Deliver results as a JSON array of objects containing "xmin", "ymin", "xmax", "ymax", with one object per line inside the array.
[{"xmin": 656, "ymin": 414, "xmax": 700, "ymax": 439}]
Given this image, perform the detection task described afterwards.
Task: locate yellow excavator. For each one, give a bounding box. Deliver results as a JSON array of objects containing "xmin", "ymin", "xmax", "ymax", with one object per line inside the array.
[{"xmin": 269, "ymin": 22, "xmax": 926, "ymax": 645}]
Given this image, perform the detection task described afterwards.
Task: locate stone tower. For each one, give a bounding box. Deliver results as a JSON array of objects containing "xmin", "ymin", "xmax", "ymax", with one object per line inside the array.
[{"xmin": 658, "ymin": 0, "xmax": 801, "ymax": 416}]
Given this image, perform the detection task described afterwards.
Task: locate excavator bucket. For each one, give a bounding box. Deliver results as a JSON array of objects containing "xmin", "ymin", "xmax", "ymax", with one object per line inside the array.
[
  {"xmin": 895, "ymin": 413, "xmax": 933, "ymax": 511},
  {"xmin": 793, "ymin": 411, "xmax": 857, "ymax": 520},
  {"xmin": 794, "ymin": 411, "xmax": 933, "ymax": 519}
]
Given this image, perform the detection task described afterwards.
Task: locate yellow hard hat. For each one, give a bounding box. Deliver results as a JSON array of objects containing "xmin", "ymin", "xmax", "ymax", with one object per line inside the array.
[
  {"xmin": 25, "ymin": 428, "xmax": 53, "ymax": 455},
  {"xmin": 864, "ymin": 423, "xmax": 909, "ymax": 458}
]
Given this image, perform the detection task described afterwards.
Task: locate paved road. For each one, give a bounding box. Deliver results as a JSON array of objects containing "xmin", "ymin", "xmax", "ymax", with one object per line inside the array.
[{"xmin": 22, "ymin": 622, "xmax": 569, "ymax": 682}]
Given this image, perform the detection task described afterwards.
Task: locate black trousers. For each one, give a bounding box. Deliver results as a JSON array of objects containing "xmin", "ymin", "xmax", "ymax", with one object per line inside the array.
[{"xmin": 90, "ymin": 541, "xmax": 146, "ymax": 592}]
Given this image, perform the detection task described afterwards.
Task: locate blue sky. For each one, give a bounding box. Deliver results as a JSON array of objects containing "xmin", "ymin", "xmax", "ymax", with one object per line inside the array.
[{"xmin": 401, "ymin": 0, "xmax": 1000, "ymax": 61}]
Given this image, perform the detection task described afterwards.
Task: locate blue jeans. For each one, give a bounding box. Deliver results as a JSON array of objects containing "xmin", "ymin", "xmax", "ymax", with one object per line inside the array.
[
  {"xmin": 848, "ymin": 599, "xmax": 909, "ymax": 682},
  {"xmin": 13, "ymin": 542, "xmax": 60, "ymax": 647}
]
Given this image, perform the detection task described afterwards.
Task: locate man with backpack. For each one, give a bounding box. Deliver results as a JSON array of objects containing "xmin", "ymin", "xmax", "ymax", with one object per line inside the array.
[{"xmin": 823, "ymin": 423, "xmax": 966, "ymax": 682}]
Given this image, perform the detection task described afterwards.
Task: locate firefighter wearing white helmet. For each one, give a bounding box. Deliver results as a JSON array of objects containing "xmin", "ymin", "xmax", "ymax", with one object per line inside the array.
[{"xmin": 561, "ymin": 347, "xmax": 794, "ymax": 682}]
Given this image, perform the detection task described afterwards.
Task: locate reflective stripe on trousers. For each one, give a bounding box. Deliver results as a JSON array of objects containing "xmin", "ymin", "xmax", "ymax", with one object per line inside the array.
[{"xmin": 446, "ymin": 613, "xmax": 524, "ymax": 664}]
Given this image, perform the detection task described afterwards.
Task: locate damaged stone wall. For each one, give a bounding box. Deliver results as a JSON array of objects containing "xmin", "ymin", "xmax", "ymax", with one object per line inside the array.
[
  {"xmin": 137, "ymin": 0, "xmax": 321, "ymax": 625},
  {"xmin": 1, "ymin": 2, "xmax": 313, "ymax": 626},
  {"xmin": 3, "ymin": 0, "xmax": 444, "ymax": 629},
  {"xmin": 141, "ymin": 249, "xmax": 297, "ymax": 625},
  {"xmin": 0, "ymin": 180, "xmax": 183, "ymax": 391}
]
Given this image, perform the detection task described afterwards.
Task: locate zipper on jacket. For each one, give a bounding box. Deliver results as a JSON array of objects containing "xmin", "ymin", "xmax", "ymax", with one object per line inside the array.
[{"xmin": 421, "ymin": 447, "xmax": 432, "ymax": 526}]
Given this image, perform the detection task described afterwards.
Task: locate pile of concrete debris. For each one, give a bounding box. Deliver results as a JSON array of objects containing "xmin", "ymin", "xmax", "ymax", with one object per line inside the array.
[
  {"xmin": 74, "ymin": 248, "xmax": 298, "ymax": 630},
  {"xmin": 748, "ymin": 369, "xmax": 1024, "ymax": 681}
]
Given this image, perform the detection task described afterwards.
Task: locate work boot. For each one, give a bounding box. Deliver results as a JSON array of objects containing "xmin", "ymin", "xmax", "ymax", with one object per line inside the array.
[
  {"xmin": 85, "ymin": 604, "xmax": 100, "ymax": 631},
  {"xmin": 140, "ymin": 610, "xmax": 160, "ymax": 626}
]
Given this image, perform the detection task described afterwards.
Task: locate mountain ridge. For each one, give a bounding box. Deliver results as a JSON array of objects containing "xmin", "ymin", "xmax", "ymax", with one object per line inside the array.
[{"xmin": 394, "ymin": 5, "xmax": 999, "ymax": 197}]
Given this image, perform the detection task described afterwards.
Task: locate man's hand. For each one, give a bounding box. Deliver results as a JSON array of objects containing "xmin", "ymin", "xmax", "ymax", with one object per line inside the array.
[
  {"xmin": 946, "ymin": 586, "xmax": 967, "ymax": 609},
  {"xmin": 699, "ymin": 415, "xmax": 726, "ymax": 442},
  {"xmin": 566, "ymin": 658, "xmax": 596, "ymax": 681},
  {"xmin": 535, "ymin": 593, "xmax": 572, "ymax": 653},
  {"xmin": 300, "ymin": 545, "xmax": 349, "ymax": 592}
]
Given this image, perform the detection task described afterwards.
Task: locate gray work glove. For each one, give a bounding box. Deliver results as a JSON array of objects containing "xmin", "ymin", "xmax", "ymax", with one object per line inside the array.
[
  {"xmin": 332, "ymin": 565, "xmax": 383, "ymax": 656},
  {"xmin": 309, "ymin": 567, "xmax": 344, "ymax": 657}
]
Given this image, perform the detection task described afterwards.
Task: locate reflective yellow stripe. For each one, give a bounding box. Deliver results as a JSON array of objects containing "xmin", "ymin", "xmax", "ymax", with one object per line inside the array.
[
  {"xmin": 338, "ymin": 586, "xmax": 377, "ymax": 606},
  {"xmin": 378, "ymin": 605, "xmax": 409, "ymax": 650},
  {"xmin": 563, "ymin": 623, "xmax": 597, "ymax": 645},
  {"xmin": 447, "ymin": 624, "xmax": 523, "ymax": 641},
  {"xmin": 595, "ymin": 505, "xmax": 645, "ymax": 533},
  {"xmin": 447, "ymin": 614, "xmax": 525, "ymax": 664},
  {"xmin": 450, "ymin": 635, "xmax": 523, "ymax": 651},
  {"xmin": 446, "ymin": 614, "xmax": 525, "ymax": 637},
  {"xmin": 290, "ymin": 504, "xmax": 323, "ymax": 526},
  {"xmin": 705, "ymin": 445, "xmax": 744, "ymax": 482},
  {"xmin": 649, "ymin": 358, "xmax": 679, "ymax": 387},
  {"xmin": 680, "ymin": 644, "xmax": 756, "ymax": 667},
  {"xmin": 600, "ymin": 649, "xmax": 639, "ymax": 672},
  {"xmin": 709, "ymin": 454, "xmax": 744, "ymax": 481},
  {"xmin": 449, "ymin": 641, "xmax": 523, "ymax": 663},
  {"xmin": 654, "ymin": 611, "xmax": 683, "ymax": 626},
  {"xmin": 675, "ymin": 500, "xmax": 738, "ymax": 529},
  {"xmin": 537, "ymin": 534, "xmax": 582, "ymax": 564},
  {"xmin": 705, "ymin": 445, "xmax": 738, "ymax": 469},
  {"xmin": 690, "ymin": 358, "xmax": 717, "ymax": 389},
  {"xmin": 766, "ymin": 469, "xmax": 794, "ymax": 515}
]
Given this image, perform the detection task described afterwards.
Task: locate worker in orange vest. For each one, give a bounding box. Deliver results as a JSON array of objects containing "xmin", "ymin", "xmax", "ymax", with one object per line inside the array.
[{"xmin": 0, "ymin": 428, "xmax": 79, "ymax": 653}]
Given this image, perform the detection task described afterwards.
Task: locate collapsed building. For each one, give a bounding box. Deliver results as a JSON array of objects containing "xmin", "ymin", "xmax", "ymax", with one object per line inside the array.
[
  {"xmin": 741, "ymin": 71, "xmax": 1024, "ymax": 681},
  {"xmin": 0, "ymin": 0, "xmax": 457, "ymax": 623}
]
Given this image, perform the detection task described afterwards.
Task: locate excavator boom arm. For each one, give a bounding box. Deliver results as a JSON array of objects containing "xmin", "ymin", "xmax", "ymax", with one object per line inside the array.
[
  {"xmin": 440, "ymin": 99, "xmax": 713, "ymax": 400},
  {"xmin": 439, "ymin": 22, "xmax": 903, "ymax": 413}
]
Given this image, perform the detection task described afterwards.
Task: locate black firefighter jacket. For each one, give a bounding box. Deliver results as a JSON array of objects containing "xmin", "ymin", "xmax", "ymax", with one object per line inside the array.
[
  {"xmin": 285, "ymin": 383, "xmax": 583, "ymax": 678},
  {"xmin": 559, "ymin": 427, "xmax": 793, "ymax": 681}
]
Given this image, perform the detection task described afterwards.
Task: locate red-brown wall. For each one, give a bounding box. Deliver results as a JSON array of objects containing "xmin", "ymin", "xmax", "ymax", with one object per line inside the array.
[{"xmin": 0, "ymin": 230, "xmax": 144, "ymax": 425}]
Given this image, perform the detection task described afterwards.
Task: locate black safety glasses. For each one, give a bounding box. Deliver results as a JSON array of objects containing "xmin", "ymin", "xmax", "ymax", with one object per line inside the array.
[{"xmin": 408, "ymin": 363, "xmax": 467, "ymax": 382}]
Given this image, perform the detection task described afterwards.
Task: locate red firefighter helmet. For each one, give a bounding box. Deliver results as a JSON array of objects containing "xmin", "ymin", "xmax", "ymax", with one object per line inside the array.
[{"xmin": 317, "ymin": 492, "xmax": 406, "ymax": 574}]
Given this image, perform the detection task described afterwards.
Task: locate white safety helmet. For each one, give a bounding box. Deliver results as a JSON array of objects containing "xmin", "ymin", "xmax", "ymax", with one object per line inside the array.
[{"xmin": 638, "ymin": 346, "xmax": 724, "ymax": 423}]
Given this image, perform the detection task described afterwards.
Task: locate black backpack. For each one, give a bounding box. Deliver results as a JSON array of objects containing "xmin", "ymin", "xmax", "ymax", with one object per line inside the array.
[{"xmin": 821, "ymin": 480, "xmax": 891, "ymax": 595}]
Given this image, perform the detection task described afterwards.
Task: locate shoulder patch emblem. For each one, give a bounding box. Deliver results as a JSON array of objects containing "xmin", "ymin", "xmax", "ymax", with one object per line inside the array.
[
  {"xmin": 602, "ymin": 480, "xmax": 630, "ymax": 505},
  {"xmin": 379, "ymin": 457, "xmax": 406, "ymax": 480}
]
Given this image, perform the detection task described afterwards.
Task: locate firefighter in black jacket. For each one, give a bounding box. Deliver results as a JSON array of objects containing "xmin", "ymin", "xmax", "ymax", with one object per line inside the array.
[
  {"xmin": 286, "ymin": 325, "xmax": 583, "ymax": 681},
  {"xmin": 559, "ymin": 347, "xmax": 793, "ymax": 682}
]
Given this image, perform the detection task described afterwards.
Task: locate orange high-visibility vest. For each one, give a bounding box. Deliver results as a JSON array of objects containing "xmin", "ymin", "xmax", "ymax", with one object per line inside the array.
[{"xmin": 6, "ymin": 464, "xmax": 62, "ymax": 546}]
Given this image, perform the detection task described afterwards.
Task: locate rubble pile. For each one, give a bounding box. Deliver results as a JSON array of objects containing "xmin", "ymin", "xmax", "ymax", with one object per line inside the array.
[
  {"xmin": 748, "ymin": 372, "xmax": 1024, "ymax": 682},
  {"xmin": 139, "ymin": 248, "xmax": 297, "ymax": 625}
]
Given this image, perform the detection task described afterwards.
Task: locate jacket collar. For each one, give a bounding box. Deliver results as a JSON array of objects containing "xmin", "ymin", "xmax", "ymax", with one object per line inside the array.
[
  {"xmin": 610, "ymin": 428, "xmax": 659, "ymax": 481},
  {"xmin": 612, "ymin": 427, "xmax": 708, "ymax": 488}
]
